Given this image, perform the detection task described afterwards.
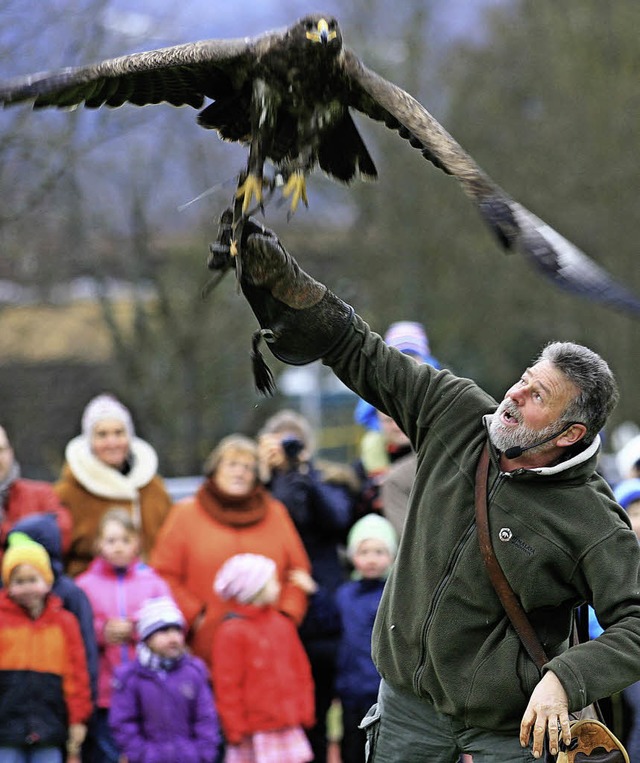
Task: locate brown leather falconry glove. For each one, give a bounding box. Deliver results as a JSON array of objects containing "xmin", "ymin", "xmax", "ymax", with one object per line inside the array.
[{"xmin": 208, "ymin": 210, "xmax": 353, "ymax": 394}]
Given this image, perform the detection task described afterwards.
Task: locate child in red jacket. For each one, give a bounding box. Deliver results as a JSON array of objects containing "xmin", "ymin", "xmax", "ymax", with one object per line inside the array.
[
  {"xmin": 0, "ymin": 532, "xmax": 92, "ymax": 761},
  {"xmin": 212, "ymin": 553, "xmax": 315, "ymax": 763}
]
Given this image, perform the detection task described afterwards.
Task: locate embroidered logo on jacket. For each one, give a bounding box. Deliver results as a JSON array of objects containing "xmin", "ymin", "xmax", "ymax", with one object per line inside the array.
[{"xmin": 498, "ymin": 527, "xmax": 535, "ymax": 556}]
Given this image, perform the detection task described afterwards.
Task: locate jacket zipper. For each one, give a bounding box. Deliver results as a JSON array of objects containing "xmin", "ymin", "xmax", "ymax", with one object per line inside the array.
[
  {"xmin": 117, "ymin": 569, "xmax": 129, "ymax": 664},
  {"xmin": 412, "ymin": 468, "xmax": 509, "ymax": 695}
]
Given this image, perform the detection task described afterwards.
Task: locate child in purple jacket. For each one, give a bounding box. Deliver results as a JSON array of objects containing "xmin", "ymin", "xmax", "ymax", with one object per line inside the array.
[{"xmin": 110, "ymin": 595, "xmax": 221, "ymax": 763}]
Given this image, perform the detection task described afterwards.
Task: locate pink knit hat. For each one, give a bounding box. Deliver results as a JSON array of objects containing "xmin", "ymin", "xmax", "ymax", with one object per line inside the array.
[
  {"xmin": 214, "ymin": 553, "xmax": 277, "ymax": 604},
  {"xmin": 384, "ymin": 321, "xmax": 430, "ymax": 362},
  {"xmin": 81, "ymin": 394, "xmax": 135, "ymax": 439}
]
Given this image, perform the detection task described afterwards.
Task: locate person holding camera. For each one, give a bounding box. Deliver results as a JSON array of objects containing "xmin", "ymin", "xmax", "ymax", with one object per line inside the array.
[{"xmin": 258, "ymin": 409, "xmax": 358, "ymax": 762}]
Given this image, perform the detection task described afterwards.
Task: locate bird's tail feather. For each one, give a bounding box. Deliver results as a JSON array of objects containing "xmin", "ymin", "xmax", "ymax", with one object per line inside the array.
[{"xmin": 317, "ymin": 113, "xmax": 377, "ymax": 183}]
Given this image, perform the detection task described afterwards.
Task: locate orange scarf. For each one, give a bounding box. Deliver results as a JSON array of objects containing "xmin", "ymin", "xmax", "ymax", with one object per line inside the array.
[{"xmin": 197, "ymin": 480, "xmax": 268, "ymax": 527}]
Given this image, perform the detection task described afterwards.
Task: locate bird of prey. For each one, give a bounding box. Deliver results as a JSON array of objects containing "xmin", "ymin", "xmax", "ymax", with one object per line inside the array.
[{"xmin": 1, "ymin": 12, "xmax": 639, "ymax": 316}]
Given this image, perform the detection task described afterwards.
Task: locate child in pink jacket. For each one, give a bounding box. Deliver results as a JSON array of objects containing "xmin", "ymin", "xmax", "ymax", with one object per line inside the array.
[{"xmin": 76, "ymin": 507, "xmax": 171, "ymax": 763}]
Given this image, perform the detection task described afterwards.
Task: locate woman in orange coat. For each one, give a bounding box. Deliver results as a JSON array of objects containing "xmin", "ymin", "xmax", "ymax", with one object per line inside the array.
[{"xmin": 151, "ymin": 434, "xmax": 311, "ymax": 668}]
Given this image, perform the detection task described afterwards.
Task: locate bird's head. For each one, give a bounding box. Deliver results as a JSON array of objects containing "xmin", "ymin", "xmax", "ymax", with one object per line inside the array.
[{"xmin": 292, "ymin": 14, "xmax": 342, "ymax": 54}]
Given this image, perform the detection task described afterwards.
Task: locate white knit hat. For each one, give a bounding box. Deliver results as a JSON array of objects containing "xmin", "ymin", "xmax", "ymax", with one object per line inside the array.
[
  {"xmin": 616, "ymin": 434, "xmax": 640, "ymax": 480},
  {"xmin": 81, "ymin": 394, "xmax": 135, "ymax": 439},
  {"xmin": 214, "ymin": 553, "xmax": 277, "ymax": 604},
  {"xmin": 137, "ymin": 596, "xmax": 185, "ymax": 640}
]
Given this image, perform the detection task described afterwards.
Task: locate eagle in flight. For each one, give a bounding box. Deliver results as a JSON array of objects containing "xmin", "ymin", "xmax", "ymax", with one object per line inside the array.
[{"xmin": 1, "ymin": 12, "xmax": 639, "ymax": 316}]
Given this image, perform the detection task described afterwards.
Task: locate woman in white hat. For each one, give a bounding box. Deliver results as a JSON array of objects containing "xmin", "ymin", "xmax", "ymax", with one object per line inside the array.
[{"xmin": 55, "ymin": 394, "xmax": 172, "ymax": 576}]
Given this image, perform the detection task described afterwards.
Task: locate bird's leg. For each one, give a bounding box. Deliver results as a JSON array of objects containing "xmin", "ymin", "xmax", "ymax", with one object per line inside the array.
[
  {"xmin": 230, "ymin": 172, "xmax": 278, "ymax": 270},
  {"xmin": 235, "ymin": 138, "xmax": 266, "ymax": 214},
  {"xmin": 229, "ymin": 191, "xmax": 246, "ymax": 291},
  {"xmin": 282, "ymin": 170, "xmax": 308, "ymax": 215},
  {"xmin": 235, "ymin": 173, "xmax": 264, "ymax": 215}
]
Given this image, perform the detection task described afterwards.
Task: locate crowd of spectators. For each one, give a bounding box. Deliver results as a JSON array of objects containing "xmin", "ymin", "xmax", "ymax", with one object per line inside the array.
[{"xmin": 1, "ymin": 357, "xmax": 640, "ymax": 762}]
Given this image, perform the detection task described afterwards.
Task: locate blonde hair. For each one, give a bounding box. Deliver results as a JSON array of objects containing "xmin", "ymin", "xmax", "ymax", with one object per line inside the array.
[
  {"xmin": 97, "ymin": 507, "xmax": 138, "ymax": 539},
  {"xmin": 203, "ymin": 434, "xmax": 258, "ymax": 478}
]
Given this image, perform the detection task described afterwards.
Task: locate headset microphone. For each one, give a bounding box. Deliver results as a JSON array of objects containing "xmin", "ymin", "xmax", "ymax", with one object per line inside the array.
[{"xmin": 503, "ymin": 421, "xmax": 582, "ymax": 460}]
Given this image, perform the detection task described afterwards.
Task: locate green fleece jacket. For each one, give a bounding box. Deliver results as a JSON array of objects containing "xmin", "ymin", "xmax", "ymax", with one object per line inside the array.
[{"xmin": 325, "ymin": 314, "xmax": 640, "ymax": 731}]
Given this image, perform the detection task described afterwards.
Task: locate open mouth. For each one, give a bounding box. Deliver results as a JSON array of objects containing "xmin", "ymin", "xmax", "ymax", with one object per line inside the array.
[{"xmin": 500, "ymin": 404, "xmax": 521, "ymax": 426}]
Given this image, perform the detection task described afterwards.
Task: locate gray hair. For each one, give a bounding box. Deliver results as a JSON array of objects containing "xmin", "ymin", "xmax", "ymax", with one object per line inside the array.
[
  {"xmin": 258, "ymin": 409, "xmax": 315, "ymax": 454},
  {"xmin": 536, "ymin": 341, "xmax": 619, "ymax": 445}
]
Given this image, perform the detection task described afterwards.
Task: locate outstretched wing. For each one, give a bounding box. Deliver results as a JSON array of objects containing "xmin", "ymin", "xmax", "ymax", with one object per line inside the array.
[
  {"xmin": 0, "ymin": 32, "xmax": 281, "ymax": 110},
  {"xmin": 342, "ymin": 49, "xmax": 640, "ymax": 317},
  {"xmin": 511, "ymin": 204, "xmax": 640, "ymax": 316}
]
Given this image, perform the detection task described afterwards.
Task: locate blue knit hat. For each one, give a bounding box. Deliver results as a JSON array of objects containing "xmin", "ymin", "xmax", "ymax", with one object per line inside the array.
[
  {"xmin": 616, "ymin": 434, "xmax": 640, "ymax": 480},
  {"xmin": 614, "ymin": 478, "xmax": 640, "ymax": 510}
]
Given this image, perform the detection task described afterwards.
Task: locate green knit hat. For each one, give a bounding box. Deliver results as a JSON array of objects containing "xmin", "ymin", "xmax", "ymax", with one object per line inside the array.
[{"xmin": 347, "ymin": 514, "xmax": 398, "ymax": 560}]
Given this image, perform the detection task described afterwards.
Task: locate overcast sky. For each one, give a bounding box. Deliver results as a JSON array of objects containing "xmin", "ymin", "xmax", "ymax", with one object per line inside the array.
[
  {"xmin": 1, "ymin": 0, "xmax": 511, "ymax": 78},
  {"xmin": 100, "ymin": 0, "xmax": 509, "ymax": 49}
]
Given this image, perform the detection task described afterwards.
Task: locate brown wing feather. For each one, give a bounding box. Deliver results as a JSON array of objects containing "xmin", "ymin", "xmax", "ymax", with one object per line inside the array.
[
  {"xmin": 341, "ymin": 49, "xmax": 497, "ymax": 200},
  {"xmin": 338, "ymin": 48, "xmax": 555, "ymax": 254},
  {"xmin": 0, "ymin": 33, "xmax": 282, "ymax": 111},
  {"xmin": 341, "ymin": 48, "xmax": 522, "ymax": 251},
  {"xmin": 340, "ymin": 48, "xmax": 640, "ymax": 317}
]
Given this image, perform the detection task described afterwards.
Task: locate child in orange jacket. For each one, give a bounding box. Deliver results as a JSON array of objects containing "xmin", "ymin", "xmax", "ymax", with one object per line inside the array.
[
  {"xmin": 0, "ymin": 532, "xmax": 92, "ymax": 761},
  {"xmin": 212, "ymin": 553, "xmax": 315, "ymax": 763}
]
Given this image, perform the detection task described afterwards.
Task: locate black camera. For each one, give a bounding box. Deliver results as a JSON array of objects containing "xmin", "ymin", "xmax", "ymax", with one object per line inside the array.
[{"xmin": 281, "ymin": 436, "xmax": 305, "ymax": 462}]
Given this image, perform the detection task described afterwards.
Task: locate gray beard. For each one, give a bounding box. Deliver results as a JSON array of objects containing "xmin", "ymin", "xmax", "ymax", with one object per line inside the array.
[{"xmin": 489, "ymin": 404, "xmax": 564, "ymax": 456}]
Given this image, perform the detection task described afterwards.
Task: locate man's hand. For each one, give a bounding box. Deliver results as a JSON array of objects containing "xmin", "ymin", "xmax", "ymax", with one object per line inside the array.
[
  {"xmin": 520, "ymin": 671, "xmax": 572, "ymax": 759},
  {"xmin": 257, "ymin": 433, "xmax": 288, "ymax": 480},
  {"xmin": 208, "ymin": 209, "xmax": 353, "ymax": 372}
]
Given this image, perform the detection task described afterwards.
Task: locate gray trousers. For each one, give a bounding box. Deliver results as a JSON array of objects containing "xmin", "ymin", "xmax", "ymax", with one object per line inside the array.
[{"xmin": 360, "ymin": 680, "xmax": 537, "ymax": 762}]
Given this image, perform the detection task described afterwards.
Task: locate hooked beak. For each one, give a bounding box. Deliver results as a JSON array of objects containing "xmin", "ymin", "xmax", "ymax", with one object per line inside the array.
[{"xmin": 306, "ymin": 18, "xmax": 337, "ymax": 45}]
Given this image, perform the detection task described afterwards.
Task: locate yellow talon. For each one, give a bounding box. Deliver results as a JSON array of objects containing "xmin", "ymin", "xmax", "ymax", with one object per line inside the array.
[
  {"xmin": 230, "ymin": 239, "xmax": 238, "ymax": 257},
  {"xmin": 235, "ymin": 173, "xmax": 264, "ymax": 213},
  {"xmin": 282, "ymin": 172, "xmax": 308, "ymax": 214}
]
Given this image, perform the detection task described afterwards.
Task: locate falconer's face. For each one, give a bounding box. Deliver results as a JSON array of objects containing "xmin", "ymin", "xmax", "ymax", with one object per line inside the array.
[
  {"xmin": 501, "ymin": 361, "xmax": 578, "ymax": 430},
  {"xmin": 490, "ymin": 360, "xmax": 579, "ymax": 457}
]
